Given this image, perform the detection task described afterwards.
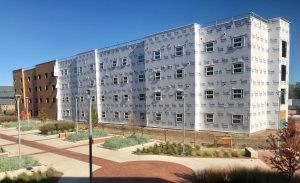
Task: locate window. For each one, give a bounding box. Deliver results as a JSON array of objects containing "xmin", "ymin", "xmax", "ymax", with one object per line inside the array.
[
  {"xmin": 66, "ymin": 97, "xmax": 69, "ymax": 103},
  {"xmin": 176, "ymin": 90, "xmax": 184, "ymax": 100},
  {"xmin": 139, "ymin": 75, "xmax": 144, "ymax": 82},
  {"xmin": 101, "ymin": 79, "xmax": 104, "ymax": 86},
  {"xmin": 80, "ymin": 96, "xmax": 84, "ymax": 102},
  {"xmin": 81, "ymin": 111, "xmax": 85, "ymax": 117},
  {"xmin": 101, "ymin": 112, "xmax": 106, "ymax": 118},
  {"xmin": 112, "ymin": 60, "xmax": 117, "ymax": 67},
  {"xmin": 205, "ymin": 42, "xmax": 214, "ymax": 52},
  {"xmin": 64, "ymin": 69, "xmax": 68, "ymax": 75},
  {"xmin": 232, "ymin": 89, "xmax": 244, "ymax": 99},
  {"xmin": 45, "ymin": 85, "xmax": 48, "ymax": 91},
  {"xmin": 175, "ymin": 46, "xmax": 183, "ymax": 56},
  {"xmin": 205, "ymin": 113, "xmax": 214, "ymax": 123},
  {"xmin": 92, "ymin": 96, "xmax": 95, "ymax": 102},
  {"xmin": 100, "ymin": 63, "xmax": 104, "ymax": 69},
  {"xmin": 155, "ymin": 113, "xmax": 161, "ymax": 121},
  {"xmin": 140, "ymin": 113, "xmax": 145, "ymax": 120},
  {"xmin": 39, "ymin": 86, "xmax": 42, "ymax": 91},
  {"xmin": 122, "ymin": 58, "xmax": 127, "ymax": 66},
  {"xmin": 176, "ymin": 113, "xmax": 183, "ymax": 122},
  {"xmin": 282, "ymin": 40, "xmax": 287, "ymax": 58},
  {"xmin": 153, "ymin": 50, "xmax": 161, "ymax": 60},
  {"xmin": 281, "ymin": 65, "xmax": 286, "ymax": 81},
  {"xmin": 232, "ymin": 115, "xmax": 243, "ymax": 124},
  {"xmin": 121, "ymin": 76, "xmax": 127, "ymax": 84},
  {"xmin": 46, "ymin": 98, "xmax": 49, "ymax": 103},
  {"xmin": 281, "ymin": 89, "xmax": 286, "ymax": 104},
  {"xmin": 74, "ymin": 67, "xmax": 77, "ymax": 73},
  {"xmin": 205, "ymin": 90, "xmax": 214, "ymax": 99},
  {"xmin": 205, "ymin": 66, "xmax": 214, "ymax": 76},
  {"xmin": 233, "ymin": 63, "xmax": 244, "ymax": 73},
  {"xmin": 232, "ymin": 37, "xmax": 243, "ymax": 48},
  {"xmin": 28, "ymin": 77, "xmax": 31, "ymax": 82},
  {"xmin": 79, "ymin": 81, "xmax": 82, "ymax": 87},
  {"xmin": 113, "ymin": 95, "xmax": 118, "ymax": 102},
  {"xmin": 114, "ymin": 112, "xmax": 119, "ymax": 119},
  {"xmin": 113, "ymin": 77, "xmax": 118, "ymax": 85},
  {"xmin": 176, "ymin": 69, "xmax": 183, "ymax": 78},
  {"xmin": 38, "ymin": 75, "xmax": 41, "ymax": 80},
  {"xmin": 39, "ymin": 98, "xmax": 43, "ymax": 103},
  {"xmin": 124, "ymin": 112, "xmax": 129, "ymax": 120},
  {"xmin": 101, "ymin": 95, "xmax": 105, "ymax": 101},
  {"xmin": 123, "ymin": 94, "xmax": 129, "ymax": 101},
  {"xmin": 155, "ymin": 91, "xmax": 161, "ymax": 101},
  {"xmin": 52, "ymin": 85, "xmax": 55, "ymax": 90},
  {"xmin": 90, "ymin": 64, "xmax": 94, "ymax": 71},
  {"xmin": 28, "ymin": 88, "xmax": 31, "ymax": 93},
  {"xmin": 45, "ymin": 73, "xmax": 48, "ymax": 78},
  {"xmin": 79, "ymin": 67, "xmax": 83, "ymax": 73},
  {"xmin": 52, "ymin": 98, "xmax": 56, "ymax": 103},
  {"xmin": 139, "ymin": 94, "xmax": 145, "ymax": 101},
  {"xmin": 154, "ymin": 71, "xmax": 161, "ymax": 80},
  {"xmin": 90, "ymin": 80, "xmax": 94, "ymax": 86},
  {"xmin": 138, "ymin": 55, "xmax": 144, "ymax": 62}
]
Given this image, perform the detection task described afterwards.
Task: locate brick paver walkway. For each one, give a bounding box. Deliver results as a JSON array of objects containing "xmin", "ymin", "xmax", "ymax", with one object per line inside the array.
[{"xmin": 0, "ymin": 133, "xmax": 193, "ymax": 183}]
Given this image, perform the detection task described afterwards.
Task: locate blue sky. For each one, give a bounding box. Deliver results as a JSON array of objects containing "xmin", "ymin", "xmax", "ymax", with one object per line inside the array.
[{"xmin": 0, "ymin": 0, "xmax": 299, "ymax": 85}]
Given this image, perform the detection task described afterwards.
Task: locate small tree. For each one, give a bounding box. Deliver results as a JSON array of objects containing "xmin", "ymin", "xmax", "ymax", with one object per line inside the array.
[
  {"xmin": 38, "ymin": 108, "xmax": 48, "ymax": 123},
  {"xmin": 267, "ymin": 118, "xmax": 300, "ymax": 179},
  {"xmin": 128, "ymin": 115, "xmax": 140, "ymax": 135},
  {"xmin": 86, "ymin": 107, "xmax": 98, "ymax": 129}
]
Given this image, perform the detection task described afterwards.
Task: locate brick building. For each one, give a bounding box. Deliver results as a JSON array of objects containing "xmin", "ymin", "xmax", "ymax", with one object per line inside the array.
[{"xmin": 12, "ymin": 61, "xmax": 57, "ymax": 119}]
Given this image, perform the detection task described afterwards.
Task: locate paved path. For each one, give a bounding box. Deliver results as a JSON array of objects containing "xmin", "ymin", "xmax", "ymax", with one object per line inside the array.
[{"xmin": 0, "ymin": 133, "xmax": 193, "ymax": 183}]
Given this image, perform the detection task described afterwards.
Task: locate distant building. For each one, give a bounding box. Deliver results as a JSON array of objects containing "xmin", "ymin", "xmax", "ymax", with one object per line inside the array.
[
  {"xmin": 0, "ymin": 86, "xmax": 15, "ymax": 112},
  {"xmin": 13, "ymin": 12, "xmax": 290, "ymax": 133},
  {"xmin": 12, "ymin": 61, "xmax": 57, "ymax": 119}
]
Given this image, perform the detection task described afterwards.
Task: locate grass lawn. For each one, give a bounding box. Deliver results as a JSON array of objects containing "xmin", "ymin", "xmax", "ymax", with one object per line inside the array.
[
  {"xmin": 0, "ymin": 156, "xmax": 39, "ymax": 172},
  {"xmin": 102, "ymin": 134, "xmax": 149, "ymax": 150},
  {"xmin": 66, "ymin": 129, "xmax": 108, "ymax": 142}
]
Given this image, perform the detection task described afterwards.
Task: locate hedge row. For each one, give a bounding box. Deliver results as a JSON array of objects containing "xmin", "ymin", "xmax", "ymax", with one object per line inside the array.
[{"xmin": 39, "ymin": 121, "xmax": 75, "ymax": 135}]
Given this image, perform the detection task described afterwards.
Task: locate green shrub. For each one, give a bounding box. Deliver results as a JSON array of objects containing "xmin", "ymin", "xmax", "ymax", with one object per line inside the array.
[
  {"xmin": 103, "ymin": 134, "xmax": 149, "ymax": 150},
  {"xmin": 0, "ymin": 156, "xmax": 39, "ymax": 172},
  {"xmin": 0, "ymin": 146, "xmax": 5, "ymax": 153},
  {"xmin": 20, "ymin": 121, "xmax": 38, "ymax": 131},
  {"xmin": 190, "ymin": 168, "xmax": 300, "ymax": 183},
  {"xmin": 1, "ymin": 167, "xmax": 60, "ymax": 183},
  {"xmin": 66, "ymin": 129, "xmax": 108, "ymax": 142},
  {"xmin": 2, "ymin": 121, "xmax": 18, "ymax": 128}
]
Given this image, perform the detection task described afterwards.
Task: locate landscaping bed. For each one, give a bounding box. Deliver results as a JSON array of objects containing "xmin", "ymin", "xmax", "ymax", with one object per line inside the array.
[
  {"xmin": 39, "ymin": 121, "xmax": 75, "ymax": 135},
  {"xmin": 0, "ymin": 156, "xmax": 39, "ymax": 172},
  {"xmin": 102, "ymin": 134, "xmax": 149, "ymax": 150},
  {"xmin": 134, "ymin": 142, "xmax": 246, "ymax": 158},
  {"xmin": 190, "ymin": 167, "xmax": 300, "ymax": 183},
  {"xmin": 1, "ymin": 120, "xmax": 39, "ymax": 131},
  {"xmin": 66, "ymin": 129, "xmax": 108, "ymax": 142}
]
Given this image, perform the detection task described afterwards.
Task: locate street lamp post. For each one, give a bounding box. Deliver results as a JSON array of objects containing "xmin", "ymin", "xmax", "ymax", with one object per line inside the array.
[
  {"xmin": 75, "ymin": 96, "xmax": 79, "ymax": 134},
  {"xmin": 182, "ymin": 84, "xmax": 190, "ymax": 156},
  {"xmin": 87, "ymin": 89, "xmax": 94, "ymax": 183},
  {"xmin": 15, "ymin": 94, "xmax": 21, "ymax": 160},
  {"xmin": 26, "ymin": 97, "xmax": 29, "ymax": 126}
]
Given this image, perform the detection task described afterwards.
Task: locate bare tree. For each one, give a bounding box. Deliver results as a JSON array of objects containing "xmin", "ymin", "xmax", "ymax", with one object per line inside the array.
[
  {"xmin": 128, "ymin": 115, "xmax": 140, "ymax": 135},
  {"xmin": 267, "ymin": 118, "xmax": 300, "ymax": 179},
  {"xmin": 38, "ymin": 108, "xmax": 47, "ymax": 123}
]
